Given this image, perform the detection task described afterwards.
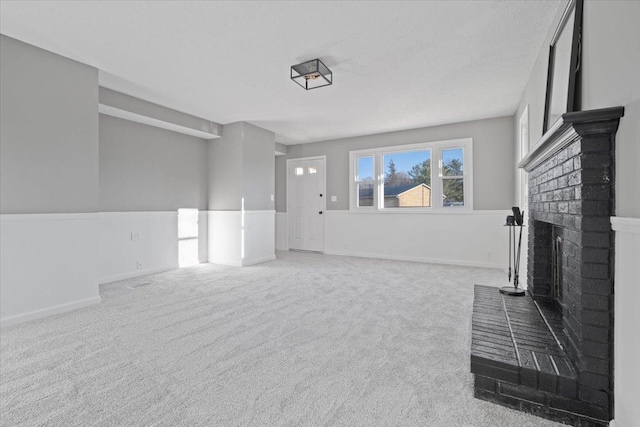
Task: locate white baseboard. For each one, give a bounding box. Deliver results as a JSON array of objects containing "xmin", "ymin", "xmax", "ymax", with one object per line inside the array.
[
  {"xmin": 210, "ymin": 254, "xmax": 276, "ymax": 268},
  {"xmin": 98, "ymin": 266, "xmax": 173, "ymax": 284},
  {"xmin": 0, "ymin": 296, "xmax": 101, "ymax": 328},
  {"xmin": 323, "ymin": 249, "xmax": 503, "ymax": 269},
  {"xmin": 242, "ymin": 254, "xmax": 276, "ymax": 267},
  {"xmin": 209, "ymin": 259, "xmax": 243, "ymax": 267}
]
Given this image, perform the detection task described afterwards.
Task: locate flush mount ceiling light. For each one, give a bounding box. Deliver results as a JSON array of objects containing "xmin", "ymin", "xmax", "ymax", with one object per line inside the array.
[{"xmin": 291, "ymin": 59, "xmax": 332, "ymax": 90}]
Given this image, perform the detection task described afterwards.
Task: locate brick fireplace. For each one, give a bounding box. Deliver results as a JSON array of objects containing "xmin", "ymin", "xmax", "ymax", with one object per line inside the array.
[{"xmin": 471, "ymin": 107, "xmax": 624, "ymax": 426}]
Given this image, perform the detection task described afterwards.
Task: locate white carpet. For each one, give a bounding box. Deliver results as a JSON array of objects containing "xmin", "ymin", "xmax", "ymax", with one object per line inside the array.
[{"xmin": 1, "ymin": 251, "xmax": 561, "ymax": 426}]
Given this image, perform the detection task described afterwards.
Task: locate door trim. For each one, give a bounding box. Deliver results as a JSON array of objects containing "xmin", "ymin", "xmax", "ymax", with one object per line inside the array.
[{"xmin": 286, "ymin": 155, "xmax": 327, "ymax": 252}]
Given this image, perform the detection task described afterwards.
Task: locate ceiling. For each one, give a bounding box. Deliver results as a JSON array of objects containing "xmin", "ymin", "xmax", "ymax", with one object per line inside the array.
[{"xmin": 0, "ymin": 1, "xmax": 560, "ymax": 145}]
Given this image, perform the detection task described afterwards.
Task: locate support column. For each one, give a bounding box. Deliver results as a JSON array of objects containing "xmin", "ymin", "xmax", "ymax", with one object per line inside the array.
[{"xmin": 207, "ymin": 122, "xmax": 275, "ymax": 266}]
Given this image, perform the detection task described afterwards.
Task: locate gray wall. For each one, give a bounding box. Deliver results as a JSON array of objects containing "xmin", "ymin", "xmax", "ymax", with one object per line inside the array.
[
  {"xmin": 99, "ymin": 115, "xmax": 208, "ymax": 211},
  {"xmin": 208, "ymin": 122, "xmax": 244, "ymax": 211},
  {"xmin": 514, "ymin": 0, "xmax": 640, "ymax": 217},
  {"xmin": 208, "ymin": 122, "xmax": 275, "ymax": 211},
  {"xmin": 242, "ymin": 123, "xmax": 275, "ymax": 211},
  {"xmin": 276, "ymin": 116, "xmax": 514, "ymax": 212},
  {"xmin": 0, "ymin": 35, "xmax": 99, "ymax": 214}
]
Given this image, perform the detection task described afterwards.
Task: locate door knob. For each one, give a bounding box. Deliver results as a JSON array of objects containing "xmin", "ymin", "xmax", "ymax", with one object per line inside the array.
[{"xmin": 319, "ymin": 211, "xmax": 323, "ymax": 215}]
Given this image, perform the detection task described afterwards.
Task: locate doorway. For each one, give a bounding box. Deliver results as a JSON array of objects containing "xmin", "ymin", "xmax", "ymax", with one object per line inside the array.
[{"xmin": 287, "ymin": 156, "xmax": 326, "ymax": 252}]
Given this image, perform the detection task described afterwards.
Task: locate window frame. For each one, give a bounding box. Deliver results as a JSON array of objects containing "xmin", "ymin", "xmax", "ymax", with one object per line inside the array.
[{"xmin": 349, "ymin": 138, "xmax": 473, "ymax": 213}]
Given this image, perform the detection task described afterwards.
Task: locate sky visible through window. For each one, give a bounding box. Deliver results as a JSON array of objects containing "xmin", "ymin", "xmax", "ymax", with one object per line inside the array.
[
  {"xmin": 357, "ymin": 148, "xmax": 463, "ymax": 181},
  {"xmin": 357, "ymin": 157, "xmax": 374, "ymax": 180},
  {"xmin": 384, "ymin": 150, "xmax": 431, "ymax": 177}
]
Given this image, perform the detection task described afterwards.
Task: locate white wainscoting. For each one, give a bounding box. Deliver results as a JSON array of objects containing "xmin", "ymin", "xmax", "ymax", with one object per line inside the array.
[
  {"xmin": 275, "ymin": 210, "xmax": 510, "ymax": 269},
  {"xmin": 275, "ymin": 212, "xmax": 288, "ymax": 251},
  {"xmin": 208, "ymin": 211, "xmax": 242, "ymax": 266},
  {"xmin": 324, "ymin": 210, "xmax": 509, "ymax": 268},
  {"xmin": 198, "ymin": 210, "xmax": 208, "ymax": 264},
  {"xmin": 0, "ymin": 213, "xmax": 101, "ymax": 327},
  {"xmin": 611, "ymin": 217, "xmax": 640, "ymax": 427},
  {"xmin": 208, "ymin": 210, "xmax": 275, "ymax": 267},
  {"xmin": 98, "ymin": 210, "xmax": 208, "ymax": 284},
  {"xmin": 99, "ymin": 211, "xmax": 178, "ymax": 283},
  {"xmin": 244, "ymin": 211, "xmax": 276, "ymax": 266}
]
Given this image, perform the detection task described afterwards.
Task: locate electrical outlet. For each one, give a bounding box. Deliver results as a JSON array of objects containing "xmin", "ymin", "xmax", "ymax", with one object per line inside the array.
[
  {"xmin": 136, "ymin": 261, "xmax": 143, "ymax": 270},
  {"xmin": 331, "ymin": 196, "xmax": 337, "ymax": 202},
  {"xmin": 131, "ymin": 232, "xmax": 141, "ymax": 241},
  {"xmin": 270, "ymin": 194, "xmax": 274, "ymax": 202},
  {"xmin": 487, "ymin": 252, "xmax": 493, "ymax": 260}
]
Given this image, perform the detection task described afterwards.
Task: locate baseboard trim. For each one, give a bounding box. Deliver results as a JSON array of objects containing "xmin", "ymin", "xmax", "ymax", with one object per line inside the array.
[
  {"xmin": 209, "ymin": 259, "xmax": 243, "ymax": 267},
  {"xmin": 242, "ymin": 254, "xmax": 276, "ymax": 266},
  {"xmin": 275, "ymin": 246, "xmax": 289, "ymax": 251},
  {"xmin": 324, "ymin": 209, "xmax": 508, "ymax": 216},
  {"xmin": 0, "ymin": 296, "xmax": 102, "ymax": 328},
  {"xmin": 98, "ymin": 266, "xmax": 174, "ymax": 284},
  {"xmin": 323, "ymin": 249, "xmax": 503, "ymax": 269},
  {"xmin": 208, "ymin": 255, "xmax": 276, "ymax": 267}
]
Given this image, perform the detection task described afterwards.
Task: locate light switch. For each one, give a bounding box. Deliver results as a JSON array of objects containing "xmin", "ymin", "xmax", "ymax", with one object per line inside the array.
[
  {"xmin": 131, "ymin": 232, "xmax": 141, "ymax": 241},
  {"xmin": 331, "ymin": 196, "xmax": 337, "ymax": 202}
]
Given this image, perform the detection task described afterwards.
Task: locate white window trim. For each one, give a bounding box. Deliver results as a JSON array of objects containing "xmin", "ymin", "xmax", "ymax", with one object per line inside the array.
[{"xmin": 349, "ymin": 138, "xmax": 473, "ymax": 213}]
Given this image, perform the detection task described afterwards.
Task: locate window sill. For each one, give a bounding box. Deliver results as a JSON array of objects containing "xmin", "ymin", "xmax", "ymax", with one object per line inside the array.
[{"xmin": 348, "ymin": 207, "xmax": 474, "ymax": 214}]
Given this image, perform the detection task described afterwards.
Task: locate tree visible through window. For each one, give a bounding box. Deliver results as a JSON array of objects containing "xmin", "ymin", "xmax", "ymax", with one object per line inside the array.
[
  {"xmin": 441, "ymin": 148, "xmax": 464, "ymax": 206},
  {"xmin": 350, "ymin": 138, "xmax": 472, "ymax": 211},
  {"xmin": 383, "ymin": 150, "xmax": 431, "ymax": 207}
]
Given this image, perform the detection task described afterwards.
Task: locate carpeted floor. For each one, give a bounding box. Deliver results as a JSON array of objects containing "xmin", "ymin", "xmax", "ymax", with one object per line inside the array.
[{"xmin": 0, "ymin": 251, "xmax": 561, "ymax": 426}]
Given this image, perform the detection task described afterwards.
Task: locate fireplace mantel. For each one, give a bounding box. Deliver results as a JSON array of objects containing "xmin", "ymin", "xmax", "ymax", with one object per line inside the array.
[{"xmin": 518, "ymin": 107, "xmax": 624, "ymax": 172}]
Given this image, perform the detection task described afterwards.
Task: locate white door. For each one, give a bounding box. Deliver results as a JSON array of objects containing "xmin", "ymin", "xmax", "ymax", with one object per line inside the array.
[{"xmin": 288, "ymin": 158, "xmax": 325, "ymax": 252}]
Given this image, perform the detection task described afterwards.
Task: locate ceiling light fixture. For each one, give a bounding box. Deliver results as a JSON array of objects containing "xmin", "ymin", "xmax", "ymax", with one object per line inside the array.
[{"xmin": 291, "ymin": 59, "xmax": 332, "ymax": 90}]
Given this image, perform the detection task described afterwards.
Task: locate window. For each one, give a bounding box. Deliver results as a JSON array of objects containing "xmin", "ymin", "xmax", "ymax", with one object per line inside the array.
[
  {"xmin": 349, "ymin": 138, "xmax": 472, "ymax": 212},
  {"xmin": 355, "ymin": 156, "xmax": 374, "ymax": 207},
  {"xmin": 441, "ymin": 148, "xmax": 464, "ymax": 207},
  {"xmin": 383, "ymin": 149, "xmax": 431, "ymax": 208}
]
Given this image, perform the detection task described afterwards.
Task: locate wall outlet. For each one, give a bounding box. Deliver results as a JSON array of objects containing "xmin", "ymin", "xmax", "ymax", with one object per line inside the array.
[
  {"xmin": 131, "ymin": 232, "xmax": 141, "ymax": 241},
  {"xmin": 331, "ymin": 196, "xmax": 337, "ymax": 202},
  {"xmin": 136, "ymin": 261, "xmax": 143, "ymax": 270},
  {"xmin": 343, "ymin": 241, "xmax": 348, "ymax": 249},
  {"xmin": 270, "ymin": 194, "xmax": 274, "ymax": 202},
  {"xmin": 487, "ymin": 252, "xmax": 493, "ymax": 260}
]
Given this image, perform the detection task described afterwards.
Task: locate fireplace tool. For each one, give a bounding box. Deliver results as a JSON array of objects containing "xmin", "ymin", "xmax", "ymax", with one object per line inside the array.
[{"xmin": 500, "ymin": 207, "xmax": 525, "ymax": 296}]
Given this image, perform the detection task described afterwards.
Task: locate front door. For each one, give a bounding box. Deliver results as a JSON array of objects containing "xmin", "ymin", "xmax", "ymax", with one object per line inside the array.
[{"xmin": 288, "ymin": 158, "xmax": 325, "ymax": 252}]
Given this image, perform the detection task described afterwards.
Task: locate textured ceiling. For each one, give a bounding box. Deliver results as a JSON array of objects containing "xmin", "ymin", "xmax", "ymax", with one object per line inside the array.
[{"xmin": 0, "ymin": 1, "xmax": 560, "ymax": 144}]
